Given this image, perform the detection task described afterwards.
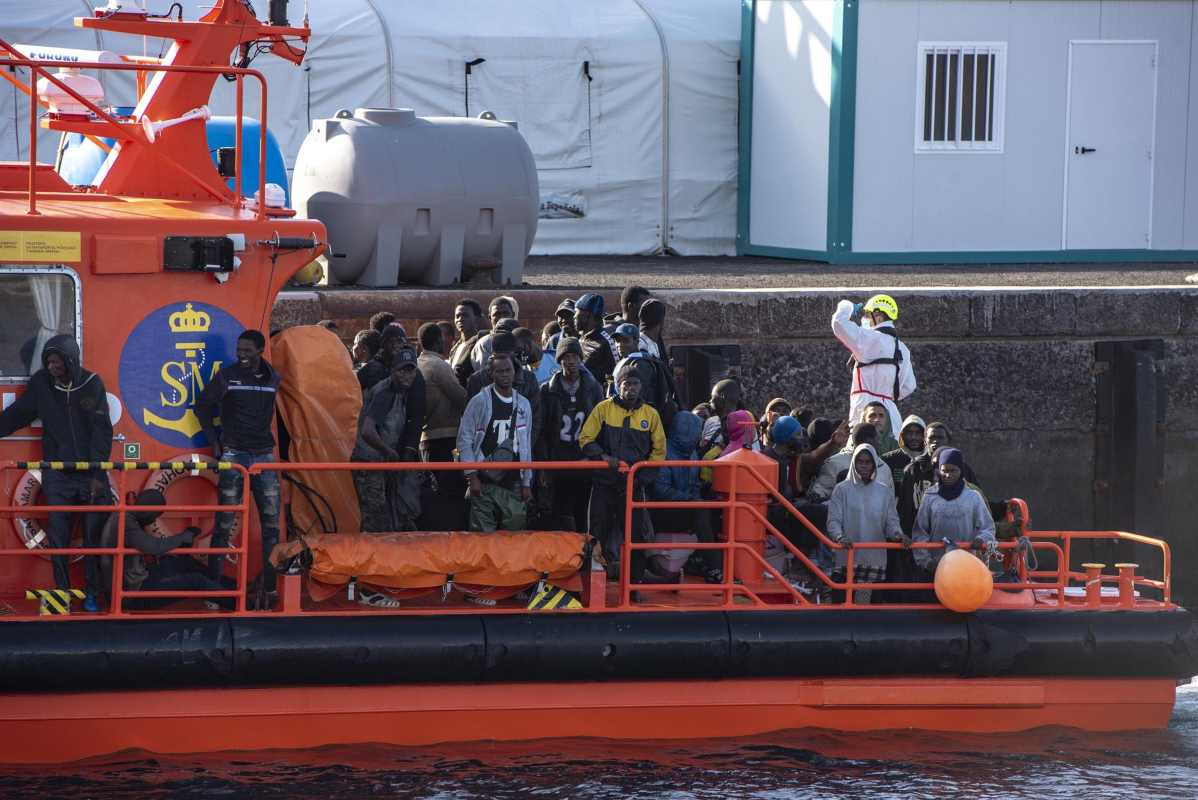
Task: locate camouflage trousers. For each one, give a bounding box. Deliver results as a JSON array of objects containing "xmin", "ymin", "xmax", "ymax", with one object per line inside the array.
[{"xmin": 353, "ymin": 469, "xmax": 420, "ymax": 533}]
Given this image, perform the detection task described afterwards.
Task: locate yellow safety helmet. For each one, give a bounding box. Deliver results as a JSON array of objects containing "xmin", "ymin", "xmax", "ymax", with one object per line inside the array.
[{"xmin": 863, "ymin": 294, "xmax": 899, "ymax": 322}]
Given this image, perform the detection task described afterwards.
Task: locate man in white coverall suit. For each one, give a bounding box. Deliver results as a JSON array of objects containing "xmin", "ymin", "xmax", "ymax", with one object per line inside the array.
[{"xmin": 831, "ymin": 294, "xmax": 916, "ymax": 437}]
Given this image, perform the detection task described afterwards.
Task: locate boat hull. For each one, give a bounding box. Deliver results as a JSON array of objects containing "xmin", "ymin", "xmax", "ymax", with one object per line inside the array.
[{"xmin": 0, "ymin": 676, "xmax": 1178, "ymax": 764}]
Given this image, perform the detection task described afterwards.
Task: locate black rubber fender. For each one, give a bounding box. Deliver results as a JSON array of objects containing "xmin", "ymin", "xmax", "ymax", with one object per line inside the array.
[
  {"xmin": 965, "ymin": 609, "xmax": 1198, "ymax": 678},
  {"xmin": 481, "ymin": 611, "xmax": 731, "ymax": 682},
  {"xmin": 728, "ymin": 610, "xmax": 969, "ymax": 677},
  {"xmin": 231, "ymin": 615, "xmax": 486, "ymax": 685},
  {"xmin": 0, "ymin": 618, "xmax": 232, "ymax": 691}
]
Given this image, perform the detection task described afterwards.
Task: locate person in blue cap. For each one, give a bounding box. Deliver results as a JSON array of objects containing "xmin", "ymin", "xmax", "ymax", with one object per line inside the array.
[{"xmin": 574, "ymin": 293, "xmax": 616, "ymax": 384}]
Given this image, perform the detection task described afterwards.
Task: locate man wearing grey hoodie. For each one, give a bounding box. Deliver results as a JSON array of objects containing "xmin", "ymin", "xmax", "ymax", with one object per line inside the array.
[
  {"xmin": 826, "ymin": 443, "xmax": 904, "ymax": 605},
  {"xmin": 457, "ymin": 353, "xmax": 533, "ymax": 531}
]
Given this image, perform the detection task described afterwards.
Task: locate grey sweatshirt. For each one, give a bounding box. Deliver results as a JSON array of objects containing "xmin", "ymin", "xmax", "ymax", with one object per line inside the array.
[
  {"xmin": 912, "ymin": 484, "xmax": 997, "ymax": 571},
  {"xmin": 826, "ymin": 444, "xmax": 902, "ymax": 572},
  {"xmin": 808, "ymin": 443, "xmax": 893, "ymax": 502},
  {"xmin": 456, "ymin": 385, "xmax": 533, "ymax": 487}
]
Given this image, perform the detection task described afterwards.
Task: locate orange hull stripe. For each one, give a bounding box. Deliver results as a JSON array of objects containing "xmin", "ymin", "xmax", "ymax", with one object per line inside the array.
[{"xmin": 0, "ymin": 677, "xmax": 1176, "ymax": 764}]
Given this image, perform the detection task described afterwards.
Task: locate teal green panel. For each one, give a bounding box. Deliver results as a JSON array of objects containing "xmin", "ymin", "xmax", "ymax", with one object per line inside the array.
[
  {"xmin": 826, "ymin": 0, "xmax": 859, "ymax": 255},
  {"xmin": 736, "ymin": 0, "xmax": 756, "ymax": 256}
]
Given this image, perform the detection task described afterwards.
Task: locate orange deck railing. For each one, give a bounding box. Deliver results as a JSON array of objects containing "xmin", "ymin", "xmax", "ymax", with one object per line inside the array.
[
  {"xmin": 0, "ymin": 462, "xmax": 250, "ymax": 616},
  {"xmin": 0, "ymin": 458, "xmax": 1175, "ymax": 619},
  {"xmin": 0, "ymin": 37, "xmax": 271, "ymax": 217}
]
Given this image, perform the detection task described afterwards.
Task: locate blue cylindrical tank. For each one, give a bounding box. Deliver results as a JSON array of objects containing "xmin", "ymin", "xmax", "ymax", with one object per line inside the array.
[{"xmin": 56, "ymin": 114, "xmax": 289, "ymax": 203}]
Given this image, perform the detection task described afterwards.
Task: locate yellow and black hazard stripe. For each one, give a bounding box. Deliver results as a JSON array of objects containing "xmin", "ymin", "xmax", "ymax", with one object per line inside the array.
[
  {"xmin": 527, "ymin": 583, "xmax": 582, "ymax": 611},
  {"xmin": 25, "ymin": 589, "xmax": 84, "ymax": 615},
  {"xmin": 19, "ymin": 461, "xmax": 235, "ymax": 472}
]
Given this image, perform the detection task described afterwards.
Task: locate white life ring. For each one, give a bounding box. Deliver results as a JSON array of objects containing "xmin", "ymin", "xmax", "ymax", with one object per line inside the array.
[
  {"xmin": 11, "ymin": 469, "xmax": 117, "ymax": 563},
  {"xmin": 142, "ymin": 454, "xmax": 240, "ymax": 562}
]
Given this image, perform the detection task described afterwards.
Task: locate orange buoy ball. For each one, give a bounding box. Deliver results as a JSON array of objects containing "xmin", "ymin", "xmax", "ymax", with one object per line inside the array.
[{"xmin": 934, "ymin": 548, "xmax": 994, "ymax": 612}]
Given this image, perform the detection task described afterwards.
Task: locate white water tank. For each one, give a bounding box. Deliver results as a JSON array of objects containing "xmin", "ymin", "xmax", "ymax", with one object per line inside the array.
[{"xmin": 292, "ymin": 107, "xmax": 538, "ymax": 287}]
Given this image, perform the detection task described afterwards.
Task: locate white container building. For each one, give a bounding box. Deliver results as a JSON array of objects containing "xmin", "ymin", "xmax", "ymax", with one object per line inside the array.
[{"xmin": 741, "ymin": 0, "xmax": 1198, "ymax": 263}]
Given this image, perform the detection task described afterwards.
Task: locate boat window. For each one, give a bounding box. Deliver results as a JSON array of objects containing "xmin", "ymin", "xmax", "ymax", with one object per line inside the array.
[{"xmin": 0, "ymin": 268, "xmax": 79, "ymax": 383}]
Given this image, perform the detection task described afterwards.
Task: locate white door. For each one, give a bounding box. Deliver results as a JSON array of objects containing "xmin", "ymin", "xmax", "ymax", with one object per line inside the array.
[{"xmin": 1064, "ymin": 41, "xmax": 1157, "ymax": 249}]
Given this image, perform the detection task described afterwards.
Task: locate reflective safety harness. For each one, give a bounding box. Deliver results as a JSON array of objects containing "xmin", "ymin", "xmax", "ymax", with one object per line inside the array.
[{"xmin": 850, "ymin": 327, "xmax": 904, "ymax": 402}]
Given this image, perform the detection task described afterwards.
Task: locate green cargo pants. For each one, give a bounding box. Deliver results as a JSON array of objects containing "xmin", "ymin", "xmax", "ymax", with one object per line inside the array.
[{"xmin": 469, "ymin": 482, "xmax": 527, "ymax": 532}]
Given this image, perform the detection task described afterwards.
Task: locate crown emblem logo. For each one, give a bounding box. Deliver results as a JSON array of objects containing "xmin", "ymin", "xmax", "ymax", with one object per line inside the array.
[{"xmin": 168, "ymin": 303, "xmax": 211, "ymax": 334}]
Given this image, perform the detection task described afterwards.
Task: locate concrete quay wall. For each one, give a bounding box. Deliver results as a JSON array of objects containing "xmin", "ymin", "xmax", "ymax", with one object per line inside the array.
[{"xmin": 273, "ymin": 286, "xmax": 1198, "ymax": 605}]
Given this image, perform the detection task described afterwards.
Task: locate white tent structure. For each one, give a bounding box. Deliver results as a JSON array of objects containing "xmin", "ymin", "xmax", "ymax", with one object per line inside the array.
[{"xmin": 0, "ymin": 0, "xmax": 739, "ymax": 256}]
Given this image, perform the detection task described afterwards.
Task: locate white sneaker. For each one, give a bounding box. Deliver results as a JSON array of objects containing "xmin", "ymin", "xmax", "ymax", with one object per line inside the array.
[{"xmin": 358, "ymin": 589, "xmax": 402, "ymax": 608}]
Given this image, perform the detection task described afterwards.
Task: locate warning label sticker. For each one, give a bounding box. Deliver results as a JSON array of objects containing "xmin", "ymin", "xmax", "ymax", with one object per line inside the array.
[{"xmin": 0, "ymin": 231, "xmax": 82, "ymax": 262}]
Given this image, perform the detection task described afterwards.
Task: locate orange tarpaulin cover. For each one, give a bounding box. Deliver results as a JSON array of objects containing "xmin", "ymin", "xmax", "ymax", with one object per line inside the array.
[
  {"xmin": 273, "ymin": 531, "xmax": 588, "ymax": 590},
  {"xmin": 271, "ymin": 326, "xmax": 362, "ymax": 535}
]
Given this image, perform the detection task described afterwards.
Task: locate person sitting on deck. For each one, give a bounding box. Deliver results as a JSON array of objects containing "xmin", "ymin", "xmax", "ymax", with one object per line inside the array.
[
  {"xmin": 826, "ymin": 443, "xmax": 904, "ymax": 605},
  {"xmin": 351, "ymin": 346, "xmax": 424, "ymax": 533},
  {"xmin": 97, "ymin": 489, "xmax": 233, "ymax": 611},
  {"xmin": 458, "ymin": 353, "xmax": 534, "ymax": 532},
  {"xmin": 579, "ymin": 363, "xmax": 665, "ymax": 583},
  {"xmin": 911, "ymin": 447, "xmax": 996, "ymax": 578}
]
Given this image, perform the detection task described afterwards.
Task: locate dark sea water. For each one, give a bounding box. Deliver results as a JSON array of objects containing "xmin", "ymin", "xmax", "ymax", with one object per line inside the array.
[{"xmin": 6, "ymin": 683, "xmax": 1197, "ymax": 800}]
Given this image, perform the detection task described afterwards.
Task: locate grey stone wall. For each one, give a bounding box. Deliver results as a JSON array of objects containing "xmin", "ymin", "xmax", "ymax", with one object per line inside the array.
[{"xmin": 274, "ymin": 286, "xmax": 1198, "ymax": 605}]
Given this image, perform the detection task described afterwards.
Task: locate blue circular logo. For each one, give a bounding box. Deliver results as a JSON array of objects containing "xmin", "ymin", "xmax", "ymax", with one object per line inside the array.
[
  {"xmin": 118, "ymin": 301, "xmax": 243, "ymax": 449},
  {"xmin": 641, "ymin": 419, "xmax": 649, "ymax": 429}
]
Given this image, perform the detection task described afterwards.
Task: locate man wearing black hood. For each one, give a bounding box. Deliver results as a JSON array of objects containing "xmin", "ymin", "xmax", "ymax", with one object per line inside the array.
[{"xmin": 0, "ymin": 334, "xmax": 112, "ymax": 603}]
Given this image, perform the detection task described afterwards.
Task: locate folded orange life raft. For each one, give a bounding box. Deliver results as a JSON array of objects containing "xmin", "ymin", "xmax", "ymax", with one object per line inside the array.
[{"xmin": 271, "ymin": 531, "xmax": 590, "ymax": 601}]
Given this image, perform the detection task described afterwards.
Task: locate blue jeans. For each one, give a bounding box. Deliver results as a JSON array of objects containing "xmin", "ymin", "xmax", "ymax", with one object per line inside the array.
[{"xmin": 213, "ymin": 449, "xmax": 280, "ymax": 592}]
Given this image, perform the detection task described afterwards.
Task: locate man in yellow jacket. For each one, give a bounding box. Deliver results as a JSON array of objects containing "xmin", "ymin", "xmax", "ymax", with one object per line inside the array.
[{"xmin": 579, "ymin": 363, "xmax": 666, "ymax": 585}]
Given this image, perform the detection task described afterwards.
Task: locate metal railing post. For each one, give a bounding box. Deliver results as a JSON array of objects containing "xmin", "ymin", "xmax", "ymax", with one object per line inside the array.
[
  {"xmin": 238, "ymin": 463, "xmax": 251, "ymax": 612},
  {"xmin": 622, "ymin": 462, "xmax": 634, "ymax": 607},
  {"xmin": 725, "ymin": 461, "xmax": 737, "ymax": 606},
  {"xmin": 111, "ymin": 468, "xmax": 126, "ymax": 614},
  {"xmin": 234, "ymin": 74, "xmax": 243, "ymax": 209},
  {"xmin": 26, "ymin": 68, "xmax": 37, "ymax": 216}
]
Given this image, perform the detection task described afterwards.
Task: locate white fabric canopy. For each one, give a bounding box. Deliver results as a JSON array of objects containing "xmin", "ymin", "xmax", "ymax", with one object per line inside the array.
[{"xmin": 0, "ymin": 0, "xmax": 739, "ymax": 256}]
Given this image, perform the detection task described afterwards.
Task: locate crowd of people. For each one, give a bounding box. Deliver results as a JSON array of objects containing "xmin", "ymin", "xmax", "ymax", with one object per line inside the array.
[
  {"xmin": 0, "ymin": 285, "xmax": 1004, "ymax": 611},
  {"xmin": 341, "ymin": 287, "xmax": 1003, "ymax": 606}
]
